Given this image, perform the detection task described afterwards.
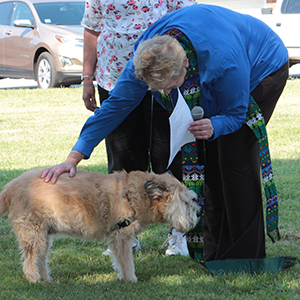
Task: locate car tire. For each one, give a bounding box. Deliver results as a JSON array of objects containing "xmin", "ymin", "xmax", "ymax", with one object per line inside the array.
[{"xmin": 35, "ymin": 52, "xmax": 59, "ymax": 89}]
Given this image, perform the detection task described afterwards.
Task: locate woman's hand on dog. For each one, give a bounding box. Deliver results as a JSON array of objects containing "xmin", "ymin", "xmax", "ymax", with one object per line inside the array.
[{"xmin": 41, "ymin": 150, "xmax": 85, "ymax": 184}]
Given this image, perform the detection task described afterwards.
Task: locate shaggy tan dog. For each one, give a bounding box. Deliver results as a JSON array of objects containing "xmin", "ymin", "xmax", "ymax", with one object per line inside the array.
[{"xmin": 0, "ymin": 169, "xmax": 200, "ymax": 283}]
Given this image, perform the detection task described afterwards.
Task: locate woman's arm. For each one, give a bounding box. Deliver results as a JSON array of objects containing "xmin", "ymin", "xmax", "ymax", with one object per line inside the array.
[{"xmin": 82, "ymin": 27, "xmax": 100, "ymax": 111}]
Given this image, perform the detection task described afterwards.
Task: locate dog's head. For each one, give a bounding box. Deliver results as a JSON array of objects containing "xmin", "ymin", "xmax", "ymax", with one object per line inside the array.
[{"xmin": 144, "ymin": 173, "xmax": 201, "ymax": 232}]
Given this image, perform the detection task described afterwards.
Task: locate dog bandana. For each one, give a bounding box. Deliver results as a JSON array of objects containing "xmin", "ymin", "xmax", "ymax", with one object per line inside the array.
[{"xmin": 160, "ymin": 28, "xmax": 282, "ymax": 267}]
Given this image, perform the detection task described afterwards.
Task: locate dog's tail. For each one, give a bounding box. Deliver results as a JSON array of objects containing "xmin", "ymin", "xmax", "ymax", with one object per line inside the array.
[{"xmin": 0, "ymin": 183, "xmax": 10, "ymax": 218}]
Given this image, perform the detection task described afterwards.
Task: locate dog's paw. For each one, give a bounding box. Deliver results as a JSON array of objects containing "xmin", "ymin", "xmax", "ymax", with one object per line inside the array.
[
  {"xmin": 125, "ymin": 275, "xmax": 138, "ymax": 283},
  {"xmin": 45, "ymin": 275, "xmax": 53, "ymax": 282},
  {"xmin": 117, "ymin": 273, "xmax": 138, "ymax": 283}
]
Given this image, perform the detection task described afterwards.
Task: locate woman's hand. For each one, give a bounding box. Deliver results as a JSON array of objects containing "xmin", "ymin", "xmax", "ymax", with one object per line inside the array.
[
  {"xmin": 41, "ymin": 151, "xmax": 85, "ymax": 184},
  {"xmin": 188, "ymin": 118, "xmax": 214, "ymax": 140}
]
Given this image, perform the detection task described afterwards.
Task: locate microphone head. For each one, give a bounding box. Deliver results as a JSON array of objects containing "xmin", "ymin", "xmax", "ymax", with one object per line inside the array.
[{"xmin": 191, "ymin": 106, "xmax": 204, "ymax": 120}]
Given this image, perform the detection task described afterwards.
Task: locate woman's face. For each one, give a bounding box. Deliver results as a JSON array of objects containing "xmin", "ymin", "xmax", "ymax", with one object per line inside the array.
[{"xmin": 163, "ymin": 58, "xmax": 189, "ymax": 94}]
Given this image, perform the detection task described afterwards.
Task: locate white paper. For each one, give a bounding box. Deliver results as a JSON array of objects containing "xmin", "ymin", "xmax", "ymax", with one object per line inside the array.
[{"xmin": 167, "ymin": 88, "xmax": 196, "ymax": 167}]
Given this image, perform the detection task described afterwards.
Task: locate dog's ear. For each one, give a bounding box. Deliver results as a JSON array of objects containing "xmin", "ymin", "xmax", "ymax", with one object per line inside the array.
[{"xmin": 144, "ymin": 180, "xmax": 167, "ymax": 199}]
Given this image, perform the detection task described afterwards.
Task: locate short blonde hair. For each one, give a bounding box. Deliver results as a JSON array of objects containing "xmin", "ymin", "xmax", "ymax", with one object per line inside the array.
[{"xmin": 134, "ymin": 35, "xmax": 186, "ymax": 91}]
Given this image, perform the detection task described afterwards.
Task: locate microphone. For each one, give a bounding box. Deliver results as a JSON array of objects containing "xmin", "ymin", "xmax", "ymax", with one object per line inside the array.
[
  {"xmin": 191, "ymin": 106, "xmax": 204, "ymax": 121},
  {"xmin": 191, "ymin": 106, "xmax": 206, "ymax": 165}
]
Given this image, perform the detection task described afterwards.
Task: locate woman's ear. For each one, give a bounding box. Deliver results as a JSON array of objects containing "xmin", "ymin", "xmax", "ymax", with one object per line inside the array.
[{"xmin": 184, "ymin": 57, "xmax": 189, "ymax": 69}]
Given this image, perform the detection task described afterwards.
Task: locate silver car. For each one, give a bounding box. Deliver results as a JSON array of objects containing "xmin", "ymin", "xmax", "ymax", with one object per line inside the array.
[{"xmin": 0, "ymin": 0, "xmax": 85, "ymax": 88}]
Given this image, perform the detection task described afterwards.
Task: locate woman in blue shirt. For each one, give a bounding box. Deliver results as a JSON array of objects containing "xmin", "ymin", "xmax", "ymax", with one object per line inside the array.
[{"xmin": 42, "ymin": 5, "xmax": 289, "ymax": 264}]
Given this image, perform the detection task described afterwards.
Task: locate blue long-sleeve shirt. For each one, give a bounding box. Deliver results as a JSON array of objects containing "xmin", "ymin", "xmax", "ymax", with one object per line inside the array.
[{"xmin": 73, "ymin": 4, "xmax": 288, "ymax": 158}]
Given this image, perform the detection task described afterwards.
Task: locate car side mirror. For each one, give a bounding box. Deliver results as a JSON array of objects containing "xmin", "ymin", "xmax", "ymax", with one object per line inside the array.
[
  {"xmin": 14, "ymin": 19, "xmax": 36, "ymax": 29},
  {"xmin": 261, "ymin": 7, "xmax": 273, "ymax": 14}
]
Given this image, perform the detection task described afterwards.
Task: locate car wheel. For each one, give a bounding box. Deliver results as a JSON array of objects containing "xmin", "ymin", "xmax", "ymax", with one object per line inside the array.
[{"xmin": 35, "ymin": 52, "xmax": 59, "ymax": 89}]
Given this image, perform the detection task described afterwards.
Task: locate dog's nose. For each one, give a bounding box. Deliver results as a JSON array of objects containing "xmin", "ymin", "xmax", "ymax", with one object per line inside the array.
[{"xmin": 196, "ymin": 211, "xmax": 201, "ymax": 218}]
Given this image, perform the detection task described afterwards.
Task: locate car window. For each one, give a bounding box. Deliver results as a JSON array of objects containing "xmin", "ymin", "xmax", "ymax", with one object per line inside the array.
[
  {"xmin": 285, "ymin": 0, "xmax": 300, "ymax": 13},
  {"xmin": 12, "ymin": 2, "xmax": 34, "ymax": 25},
  {"xmin": 0, "ymin": 1, "xmax": 14, "ymax": 26},
  {"xmin": 34, "ymin": 2, "xmax": 84, "ymax": 25}
]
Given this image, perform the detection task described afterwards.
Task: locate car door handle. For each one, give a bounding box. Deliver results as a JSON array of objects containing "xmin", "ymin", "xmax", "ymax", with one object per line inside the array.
[
  {"xmin": 276, "ymin": 23, "xmax": 282, "ymax": 27},
  {"xmin": 5, "ymin": 31, "xmax": 12, "ymax": 35}
]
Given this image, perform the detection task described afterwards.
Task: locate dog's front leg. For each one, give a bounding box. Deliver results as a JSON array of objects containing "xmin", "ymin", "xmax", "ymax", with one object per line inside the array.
[{"xmin": 107, "ymin": 230, "xmax": 137, "ymax": 282}]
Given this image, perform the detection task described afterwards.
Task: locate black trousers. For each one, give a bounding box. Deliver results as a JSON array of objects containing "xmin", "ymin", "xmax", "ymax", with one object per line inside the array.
[
  {"xmin": 98, "ymin": 86, "xmax": 182, "ymax": 179},
  {"xmin": 204, "ymin": 61, "xmax": 289, "ymax": 261}
]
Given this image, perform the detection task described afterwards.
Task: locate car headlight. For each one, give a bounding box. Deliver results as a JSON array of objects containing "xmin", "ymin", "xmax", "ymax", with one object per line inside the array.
[
  {"xmin": 55, "ymin": 35, "xmax": 83, "ymax": 47},
  {"xmin": 59, "ymin": 56, "xmax": 73, "ymax": 68}
]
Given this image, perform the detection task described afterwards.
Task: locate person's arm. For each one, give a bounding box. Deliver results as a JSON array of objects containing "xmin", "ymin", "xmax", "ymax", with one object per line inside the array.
[
  {"xmin": 82, "ymin": 27, "xmax": 100, "ymax": 111},
  {"xmin": 42, "ymin": 59, "xmax": 148, "ymax": 183},
  {"xmin": 73, "ymin": 60, "xmax": 149, "ymax": 158}
]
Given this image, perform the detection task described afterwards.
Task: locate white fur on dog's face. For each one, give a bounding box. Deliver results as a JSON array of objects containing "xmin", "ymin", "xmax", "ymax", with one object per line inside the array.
[
  {"xmin": 143, "ymin": 173, "xmax": 200, "ymax": 233},
  {"xmin": 164, "ymin": 185, "xmax": 200, "ymax": 233}
]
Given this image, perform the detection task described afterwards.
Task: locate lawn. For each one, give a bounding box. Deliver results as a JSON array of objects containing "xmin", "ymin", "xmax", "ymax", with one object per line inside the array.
[{"xmin": 0, "ymin": 80, "xmax": 300, "ymax": 299}]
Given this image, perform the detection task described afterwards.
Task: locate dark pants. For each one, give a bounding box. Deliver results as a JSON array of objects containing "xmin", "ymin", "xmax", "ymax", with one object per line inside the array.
[
  {"xmin": 204, "ymin": 61, "xmax": 289, "ymax": 261},
  {"xmin": 98, "ymin": 86, "xmax": 182, "ymax": 179}
]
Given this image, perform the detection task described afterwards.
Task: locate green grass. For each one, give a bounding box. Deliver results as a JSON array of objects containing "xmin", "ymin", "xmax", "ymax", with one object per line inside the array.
[{"xmin": 0, "ymin": 80, "xmax": 300, "ymax": 299}]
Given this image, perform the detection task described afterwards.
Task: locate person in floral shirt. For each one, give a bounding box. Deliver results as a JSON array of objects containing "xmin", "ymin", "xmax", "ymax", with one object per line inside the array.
[
  {"xmin": 82, "ymin": 1, "xmax": 194, "ymax": 92},
  {"xmin": 81, "ymin": 0, "xmax": 194, "ymax": 256}
]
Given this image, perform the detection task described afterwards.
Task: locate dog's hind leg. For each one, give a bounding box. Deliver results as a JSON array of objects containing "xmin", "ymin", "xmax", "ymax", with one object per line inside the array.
[
  {"xmin": 107, "ymin": 231, "xmax": 137, "ymax": 282},
  {"xmin": 14, "ymin": 221, "xmax": 49, "ymax": 283}
]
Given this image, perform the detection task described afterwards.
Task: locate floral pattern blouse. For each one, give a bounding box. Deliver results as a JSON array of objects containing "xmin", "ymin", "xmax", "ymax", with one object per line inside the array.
[{"xmin": 81, "ymin": 0, "xmax": 195, "ymax": 91}]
